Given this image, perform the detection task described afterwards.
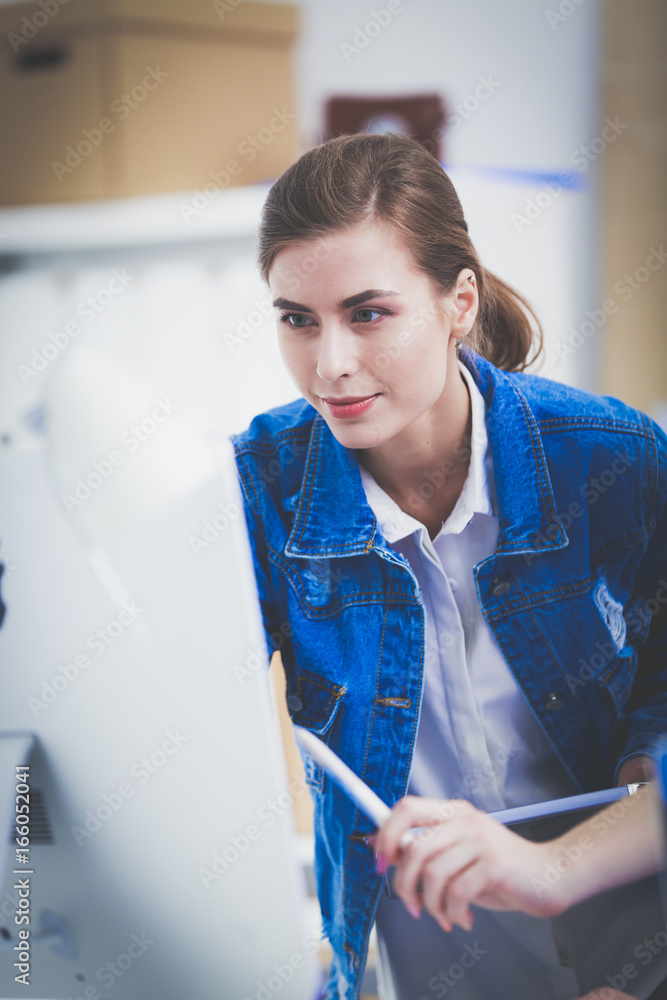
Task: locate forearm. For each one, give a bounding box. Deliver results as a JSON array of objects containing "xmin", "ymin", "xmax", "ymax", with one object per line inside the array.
[{"xmin": 546, "ymin": 783, "xmax": 665, "ymax": 912}]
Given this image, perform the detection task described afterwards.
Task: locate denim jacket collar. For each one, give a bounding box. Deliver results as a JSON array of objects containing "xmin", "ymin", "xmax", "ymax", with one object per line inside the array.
[{"xmin": 284, "ymin": 347, "xmax": 568, "ymax": 559}]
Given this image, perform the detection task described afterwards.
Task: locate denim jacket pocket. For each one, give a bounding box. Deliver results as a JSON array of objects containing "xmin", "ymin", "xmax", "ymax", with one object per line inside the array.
[
  {"xmin": 596, "ymin": 649, "xmax": 637, "ymax": 718},
  {"xmin": 287, "ymin": 666, "xmax": 346, "ymax": 791}
]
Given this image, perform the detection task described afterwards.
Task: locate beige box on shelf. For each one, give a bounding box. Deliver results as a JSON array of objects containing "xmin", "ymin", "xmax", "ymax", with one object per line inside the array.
[{"xmin": 0, "ymin": 0, "xmax": 300, "ymax": 207}]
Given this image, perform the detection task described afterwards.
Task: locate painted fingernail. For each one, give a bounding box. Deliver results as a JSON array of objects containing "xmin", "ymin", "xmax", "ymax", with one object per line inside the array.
[
  {"xmin": 406, "ymin": 904, "xmax": 421, "ymax": 919},
  {"xmin": 375, "ymin": 853, "xmax": 387, "ymax": 876}
]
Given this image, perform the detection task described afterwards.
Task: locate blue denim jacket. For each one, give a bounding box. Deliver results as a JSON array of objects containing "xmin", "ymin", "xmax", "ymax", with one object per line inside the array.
[{"xmin": 231, "ymin": 347, "xmax": 667, "ymax": 999}]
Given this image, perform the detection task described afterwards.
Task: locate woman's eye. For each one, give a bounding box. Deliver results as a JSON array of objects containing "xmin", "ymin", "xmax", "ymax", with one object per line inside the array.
[
  {"xmin": 278, "ymin": 308, "xmax": 385, "ymax": 328},
  {"xmin": 279, "ymin": 312, "xmax": 313, "ymax": 329},
  {"xmin": 354, "ymin": 308, "xmax": 383, "ymax": 323}
]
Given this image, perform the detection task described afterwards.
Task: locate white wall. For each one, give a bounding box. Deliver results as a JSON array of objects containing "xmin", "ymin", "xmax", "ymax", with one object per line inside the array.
[
  {"xmin": 287, "ymin": 0, "xmax": 600, "ymax": 172},
  {"xmin": 281, "ymin": 0, "xmax": 604, "ymax": 390}
]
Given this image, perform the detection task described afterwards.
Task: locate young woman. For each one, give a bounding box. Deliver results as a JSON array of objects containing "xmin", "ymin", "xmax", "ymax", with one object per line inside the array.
[{"xmin": 231, "ymin": 132, "xmax": 667, "ymax": 1000}]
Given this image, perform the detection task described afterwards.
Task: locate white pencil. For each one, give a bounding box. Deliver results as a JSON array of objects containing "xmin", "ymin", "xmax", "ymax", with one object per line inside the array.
[
  {"xmin": 294, "ymin": 727, "xmax": 452, "ymax": 849},
  {"xmin": 294, "ymin": 727, "xmax": 646, "ymax": 855},
  {"xmin": 294, "ymin": 726, "xmax": 391, "ymax": 828}
]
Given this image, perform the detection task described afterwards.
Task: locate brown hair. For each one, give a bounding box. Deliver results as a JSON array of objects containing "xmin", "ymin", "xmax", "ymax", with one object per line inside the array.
[{"xmin": 257, "ymin": 131, "xmax": 543, "ymax": 372}]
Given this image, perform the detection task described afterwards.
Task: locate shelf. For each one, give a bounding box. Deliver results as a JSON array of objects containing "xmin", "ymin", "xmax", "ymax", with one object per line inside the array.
[{"xmin": 0, "ymin": 182, "xmax": 272, "ymax": 257}]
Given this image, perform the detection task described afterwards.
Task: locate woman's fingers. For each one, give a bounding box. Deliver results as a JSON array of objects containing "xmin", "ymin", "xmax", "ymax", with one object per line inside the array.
[
  {"xmin": 374, "ymin": 795, "xmax": 472, "ymax": 866},
  {"xmin": 374, "ymin": 797, "xmax": 496, "ymax": 924},
  {"xmin": 377, "ymin": 799, "xmax": 569, "ymax": 928},
  {"xmin": 577, "ymin": 991, "xmax": 637, "ymax": 1000},
  {"xmin": 435, "ymin": 859, "xmax": 495, "ymax": 928},
  {"xmin": 418, "ymin": 845, "xmax": 479, "ymax": 931},
  {"xmin": 393, "ymin": 831, "xmax": 479, "ymax": 918}
]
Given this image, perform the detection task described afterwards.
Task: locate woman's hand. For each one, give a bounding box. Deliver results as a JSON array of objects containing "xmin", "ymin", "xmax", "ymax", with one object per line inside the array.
[
  {"xmin": 616, "ymin": 755, "xmax": 654, "ymax": 786},
  {"xmin": 371, "ymin": 796, "xmax": 570, "ymax": 933},
  {"xmin": 576, "ymin": 991, "xmax": 637, "ymax": 1000}
]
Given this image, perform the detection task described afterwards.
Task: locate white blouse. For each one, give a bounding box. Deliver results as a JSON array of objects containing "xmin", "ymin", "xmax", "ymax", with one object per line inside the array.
[{"xmin": 359, "ymin": 360, "xmax": 581, "ymax": 1000}]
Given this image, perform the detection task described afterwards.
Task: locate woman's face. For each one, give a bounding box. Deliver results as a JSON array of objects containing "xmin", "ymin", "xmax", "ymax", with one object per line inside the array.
[{"xmin": 267, "ymin": 219, "xmax": 476, "ymax": 452}]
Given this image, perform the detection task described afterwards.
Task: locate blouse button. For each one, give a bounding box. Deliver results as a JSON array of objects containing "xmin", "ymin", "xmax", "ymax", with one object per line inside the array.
[
  {"xmin": 545, "ymin": 692, "xmax": 564, "ymax": 711},
  {"xmin": 492, "ymin": 577, "xmax": 511, "ymax": 596},
  {"xmin": 286, "ymin": 694, "xmax": 303, "ymax": 712},
  {"xmin": 448, "ymin": 577, "xmax": 458, "ymax": 591}
]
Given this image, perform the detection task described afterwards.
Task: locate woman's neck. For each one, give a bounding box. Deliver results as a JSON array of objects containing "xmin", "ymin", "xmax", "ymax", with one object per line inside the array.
[{"xmin": 357, "ymin": 365, "xmax": 473, "ymax": 538}]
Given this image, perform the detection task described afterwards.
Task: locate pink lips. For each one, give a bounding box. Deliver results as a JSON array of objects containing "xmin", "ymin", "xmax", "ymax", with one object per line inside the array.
[{"xmin": 321, "ymin": 394, "xmax": 379, "ymax": 419}]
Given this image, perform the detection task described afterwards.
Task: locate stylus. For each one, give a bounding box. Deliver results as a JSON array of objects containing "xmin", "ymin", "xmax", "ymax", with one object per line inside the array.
[
  {"xmin": 293, "ymin": 726, "xmax": 644, "ymax": 850},
  {"xmin": 294, "ymin": 726, "xmax": 391, "ymax": 828}
]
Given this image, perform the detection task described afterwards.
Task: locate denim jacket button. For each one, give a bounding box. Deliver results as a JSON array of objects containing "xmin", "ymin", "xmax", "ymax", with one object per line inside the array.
[
  {"xmin": 492, "ymin": 577, "xmax": 511, "ymax": 596},
  {"xmin": 286, "ymin": 694, "xmax": 303, "ymax": 712},
  {"xmin": 545, "ymin": 692, "xmax": 564, "ymax": 710}
]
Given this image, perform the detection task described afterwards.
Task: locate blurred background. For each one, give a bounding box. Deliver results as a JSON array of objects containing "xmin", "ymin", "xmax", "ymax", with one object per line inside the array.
[{"xmin": 0, "ymin": 0, "xmax": 665, "ymax": 994}]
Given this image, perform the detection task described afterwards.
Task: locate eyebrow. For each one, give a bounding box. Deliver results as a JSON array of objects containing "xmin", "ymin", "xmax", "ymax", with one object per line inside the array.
[{"xmin": 272, "ymin": 289, "xmax": 400, "ymax": 312}]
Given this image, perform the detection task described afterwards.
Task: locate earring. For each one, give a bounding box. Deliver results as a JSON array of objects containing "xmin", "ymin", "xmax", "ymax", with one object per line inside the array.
[
  {"xmin": 455, "ymin": 333, "xmax": 465, "ymax": 348},
  {"xmin": 468, "ymin": 275, "xmax": 475, "ymax": 285}
]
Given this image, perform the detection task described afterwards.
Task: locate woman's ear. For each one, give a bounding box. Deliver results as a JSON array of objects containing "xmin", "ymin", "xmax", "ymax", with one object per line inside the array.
[{"xmin": 452, "ymin": 269, "xmax": 478, "ymax": 336}]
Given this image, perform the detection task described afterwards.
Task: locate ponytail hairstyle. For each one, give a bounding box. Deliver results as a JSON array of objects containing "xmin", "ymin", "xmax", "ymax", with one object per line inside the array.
[{"xmin": 257, "ymin": 132, "xmax": 543, "ymax": 372}]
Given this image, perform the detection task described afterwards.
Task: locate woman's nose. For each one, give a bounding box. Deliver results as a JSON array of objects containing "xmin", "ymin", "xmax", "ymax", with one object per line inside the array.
[{"xmin": 316, "ymin": 325, "xmax": 359, "ymax": 383}]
